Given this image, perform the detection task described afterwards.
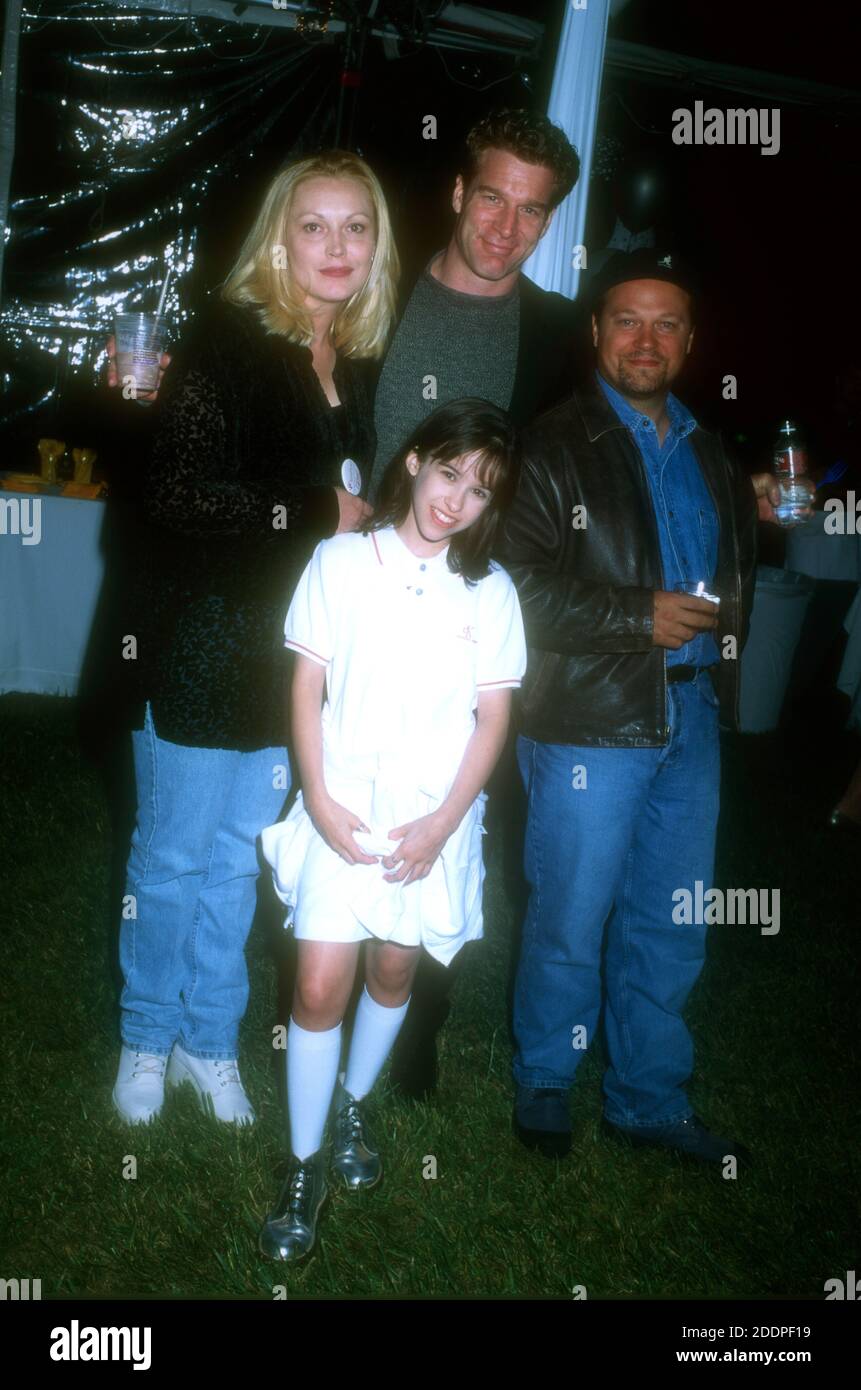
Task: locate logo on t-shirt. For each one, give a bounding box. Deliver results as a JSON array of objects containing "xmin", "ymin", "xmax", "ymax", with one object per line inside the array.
[{"xmin": 457, "ymin": 625, "xmax": 477, "ymax": 644}]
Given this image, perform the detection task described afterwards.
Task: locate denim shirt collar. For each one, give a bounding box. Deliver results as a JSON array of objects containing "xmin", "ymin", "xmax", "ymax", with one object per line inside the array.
[{"xmin": 595, "ymin": 371, "xmax": 698, "ymax": 445}]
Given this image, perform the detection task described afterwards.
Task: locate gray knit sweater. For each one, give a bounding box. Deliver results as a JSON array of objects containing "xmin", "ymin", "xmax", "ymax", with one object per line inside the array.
[{"xmin": 370, "ymin": 255, "xmax": 521, "ymax": 497}]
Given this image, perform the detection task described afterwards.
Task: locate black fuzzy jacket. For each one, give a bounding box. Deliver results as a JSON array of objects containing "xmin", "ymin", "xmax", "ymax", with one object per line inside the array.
[{"xmin": 125, "ymin": 299, "xmax": 376, "ymax": 749}]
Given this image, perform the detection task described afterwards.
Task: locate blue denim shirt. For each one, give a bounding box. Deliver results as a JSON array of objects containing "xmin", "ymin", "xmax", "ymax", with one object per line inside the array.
[{"xmin": 596, "ymin": 372, "xmax": 719, "ymax": 668}]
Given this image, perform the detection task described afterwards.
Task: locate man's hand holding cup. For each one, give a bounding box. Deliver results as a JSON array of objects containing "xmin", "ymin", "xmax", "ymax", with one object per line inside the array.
[{"xmin": 653, "ymin": 581, "xmax": 720, "ymax": 650}]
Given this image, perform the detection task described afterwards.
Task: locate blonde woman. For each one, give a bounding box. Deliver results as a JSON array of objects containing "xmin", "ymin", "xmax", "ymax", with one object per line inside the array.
[{"xmin": 112, "ymin": 151, "xmax": 398, "ymax": 1129}]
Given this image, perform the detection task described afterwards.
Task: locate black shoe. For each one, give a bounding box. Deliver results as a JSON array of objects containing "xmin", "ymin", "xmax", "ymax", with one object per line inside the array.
[
  {"xmin": 513, "ymin": 1085, "xmax": 572, "ymax": 1158},
  {"xmin": 390, "ymin": 950, "xmax": 462, "ymax": 1101},
  {"xmin": 389, "ymin": 1031, "xmax": 439, "ymax": 1101},
  {"xmin": 259, "ymin": 1150, "xmax": 328, "ymax": 1262},
  {"xmin": 330, "ymin": 1082, "xmax": 382, "ymax": 1191},
  {"xmin": 603, "ymin": 1113, "xmax": 751, "ymax": 1166},
  {"xmin": 389, "ymin": 996, "xmax": 449, "ymax": 1101}
]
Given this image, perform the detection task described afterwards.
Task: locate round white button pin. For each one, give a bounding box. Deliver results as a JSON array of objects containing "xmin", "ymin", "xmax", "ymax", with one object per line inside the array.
[{"xmin": 341, "ymin": 458, "xmax": 362, "ymax": 496}]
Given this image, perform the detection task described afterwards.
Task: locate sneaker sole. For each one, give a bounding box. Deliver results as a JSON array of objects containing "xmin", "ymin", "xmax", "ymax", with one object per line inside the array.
[
  {"xmin": 111, "ymin": 1093, "xmax": 163, "ymax": 1125},
  {"xmin": 166, "ymin": 1063, "xmax": 255, "ymax": 1126}
]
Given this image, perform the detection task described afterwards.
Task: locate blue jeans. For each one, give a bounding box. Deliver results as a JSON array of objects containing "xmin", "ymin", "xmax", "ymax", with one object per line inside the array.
[
  {"xmin": 513, "ymin": 677, "xmax": 720, "ymax": 1127},
  {"xmin": 119, "ymin": 705, "xmax": 288, "ymax": 1059}
]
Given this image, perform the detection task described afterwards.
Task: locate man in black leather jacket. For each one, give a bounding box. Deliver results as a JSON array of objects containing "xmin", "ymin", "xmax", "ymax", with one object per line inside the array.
[{"xmin": 497, "ymin": 250, "xmax": 758, "ymax": 1163}]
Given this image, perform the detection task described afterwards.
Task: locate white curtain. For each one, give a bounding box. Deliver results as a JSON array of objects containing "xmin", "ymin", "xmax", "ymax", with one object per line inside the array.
[{"xmin": 523, "ymin": 0, "xmax": 610, "ymax": 300}]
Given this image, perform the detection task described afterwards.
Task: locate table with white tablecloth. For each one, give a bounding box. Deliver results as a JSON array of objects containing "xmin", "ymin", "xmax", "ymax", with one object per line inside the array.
[{"xmin": 0, "ymin": 489, "xmax": 107, "ymax": 695}]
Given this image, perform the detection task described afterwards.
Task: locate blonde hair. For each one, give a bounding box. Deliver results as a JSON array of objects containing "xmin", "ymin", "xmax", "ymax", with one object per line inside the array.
[{"xmin": 221, "ymin": 150, "xmax": 398, "ymax": 359}]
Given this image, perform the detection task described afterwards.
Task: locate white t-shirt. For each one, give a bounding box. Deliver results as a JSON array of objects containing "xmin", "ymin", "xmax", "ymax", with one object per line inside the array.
[
  {"xmin": 285, "ymin": 525, "xmax": 526, "ymax": 788},
  {"xmin": 261, "ymin": 525, "xmax": 527, "ymax": 963}
]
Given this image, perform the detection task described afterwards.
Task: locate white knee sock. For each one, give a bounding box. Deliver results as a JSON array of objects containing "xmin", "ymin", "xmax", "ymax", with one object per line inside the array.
[
  {"xmin": 343, "ymin": 987, "xmax": 410, "ymax": 1101},
  {"xmin": 287, "ymin": 1017, "xmax": 342, "ymax": 1160}
]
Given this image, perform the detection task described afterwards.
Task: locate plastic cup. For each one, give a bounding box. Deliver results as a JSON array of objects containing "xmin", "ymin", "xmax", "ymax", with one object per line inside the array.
[
  {"xmin": 114, "ymin": 313, "xmax": 168, "ymax": 395},
  {"xmin": 674, "ymin": 579, "xmax": 720, "ymax": 606}
]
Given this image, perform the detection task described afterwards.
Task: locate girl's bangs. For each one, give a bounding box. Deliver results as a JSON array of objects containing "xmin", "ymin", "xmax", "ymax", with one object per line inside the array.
[
  {"xmin": 429, "ymin": 445, "xmax": 506, "ymax": 492},
  {"xmin": 473, "ymin": 448, "xmax": 506, "ymax": 492}
]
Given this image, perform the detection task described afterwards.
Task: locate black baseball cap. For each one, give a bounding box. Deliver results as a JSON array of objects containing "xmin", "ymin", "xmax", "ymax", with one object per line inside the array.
[{"xmin": 588, "ymin": 249, "xmax": 700, "ymax": 311}]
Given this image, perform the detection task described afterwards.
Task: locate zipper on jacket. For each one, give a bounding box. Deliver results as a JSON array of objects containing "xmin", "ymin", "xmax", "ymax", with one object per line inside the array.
[{"xmin": 629, "ymin": 440, "xmax": 669, "ymax": 744}]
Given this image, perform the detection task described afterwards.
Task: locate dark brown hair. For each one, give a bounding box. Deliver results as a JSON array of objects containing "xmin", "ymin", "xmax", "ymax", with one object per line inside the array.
[
  {"xmin": 367, "ymin": 398, "xmax": 520, "ymax": 584},
  {"xmin": 461, "ymin": 108, "xmax": 581, "ymax": 213}
]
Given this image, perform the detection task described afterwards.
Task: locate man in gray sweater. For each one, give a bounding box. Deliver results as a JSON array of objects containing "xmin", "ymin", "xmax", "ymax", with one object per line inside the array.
[
  {"xmin": 369, "ymin": 108, "xmax": 581, "ymax": 500},
  {"xmin": 380, "ymin": 109, "xmax": 582, "ymax": 1099}
]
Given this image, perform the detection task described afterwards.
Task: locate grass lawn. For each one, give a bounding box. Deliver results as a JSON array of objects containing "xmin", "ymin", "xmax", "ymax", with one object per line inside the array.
[{"xmin": 1, "ymin": 693, "xmax": 858, "ymax": 1299}]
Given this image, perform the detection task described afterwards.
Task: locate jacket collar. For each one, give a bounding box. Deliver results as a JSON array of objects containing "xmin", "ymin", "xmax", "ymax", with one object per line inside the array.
[
  {"xmin": 574, "ymin": 379, "xmax": 630, "ymax": 442},
  {"xmin": 574, "ymin": 376, "xmax": 712, "ymax": 445}
]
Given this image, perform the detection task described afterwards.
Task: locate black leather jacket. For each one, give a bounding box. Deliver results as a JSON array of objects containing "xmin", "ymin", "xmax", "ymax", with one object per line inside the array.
[{"xmin": 496, "ymin": 382, "xmax": 759, "ymax": 746}]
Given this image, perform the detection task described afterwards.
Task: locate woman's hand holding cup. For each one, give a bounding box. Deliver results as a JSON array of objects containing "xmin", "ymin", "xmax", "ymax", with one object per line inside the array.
[{"xmin": 105, "ymin": 332, "xmax": 171, "ymax": 402}]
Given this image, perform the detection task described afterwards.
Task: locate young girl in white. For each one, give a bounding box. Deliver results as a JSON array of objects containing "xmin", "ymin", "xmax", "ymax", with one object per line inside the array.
[{"xmin": 258, "ymin": 398, "xmax": 526, "ymax": 1262}]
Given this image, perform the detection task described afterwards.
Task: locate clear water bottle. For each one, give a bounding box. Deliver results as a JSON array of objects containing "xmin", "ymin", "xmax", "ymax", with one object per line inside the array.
[{"xmin": 773, "ymin": 419, "xmax": 812, "ymax": 527}]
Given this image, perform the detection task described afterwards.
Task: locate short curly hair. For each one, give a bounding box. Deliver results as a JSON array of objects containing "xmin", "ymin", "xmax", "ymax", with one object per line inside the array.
[{"xmin": 461, "ymin": 108, "xmax": 581, "ymax": 213}]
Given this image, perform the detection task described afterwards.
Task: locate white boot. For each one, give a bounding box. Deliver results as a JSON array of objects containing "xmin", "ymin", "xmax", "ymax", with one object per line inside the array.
[
  {"xmin": 112, "ymin": 1046, "xmax": 169, "ymax": 1124},
  {"xmin": 166, "ymin": 1042, "xmax": 255, "ymax": 1125}
]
